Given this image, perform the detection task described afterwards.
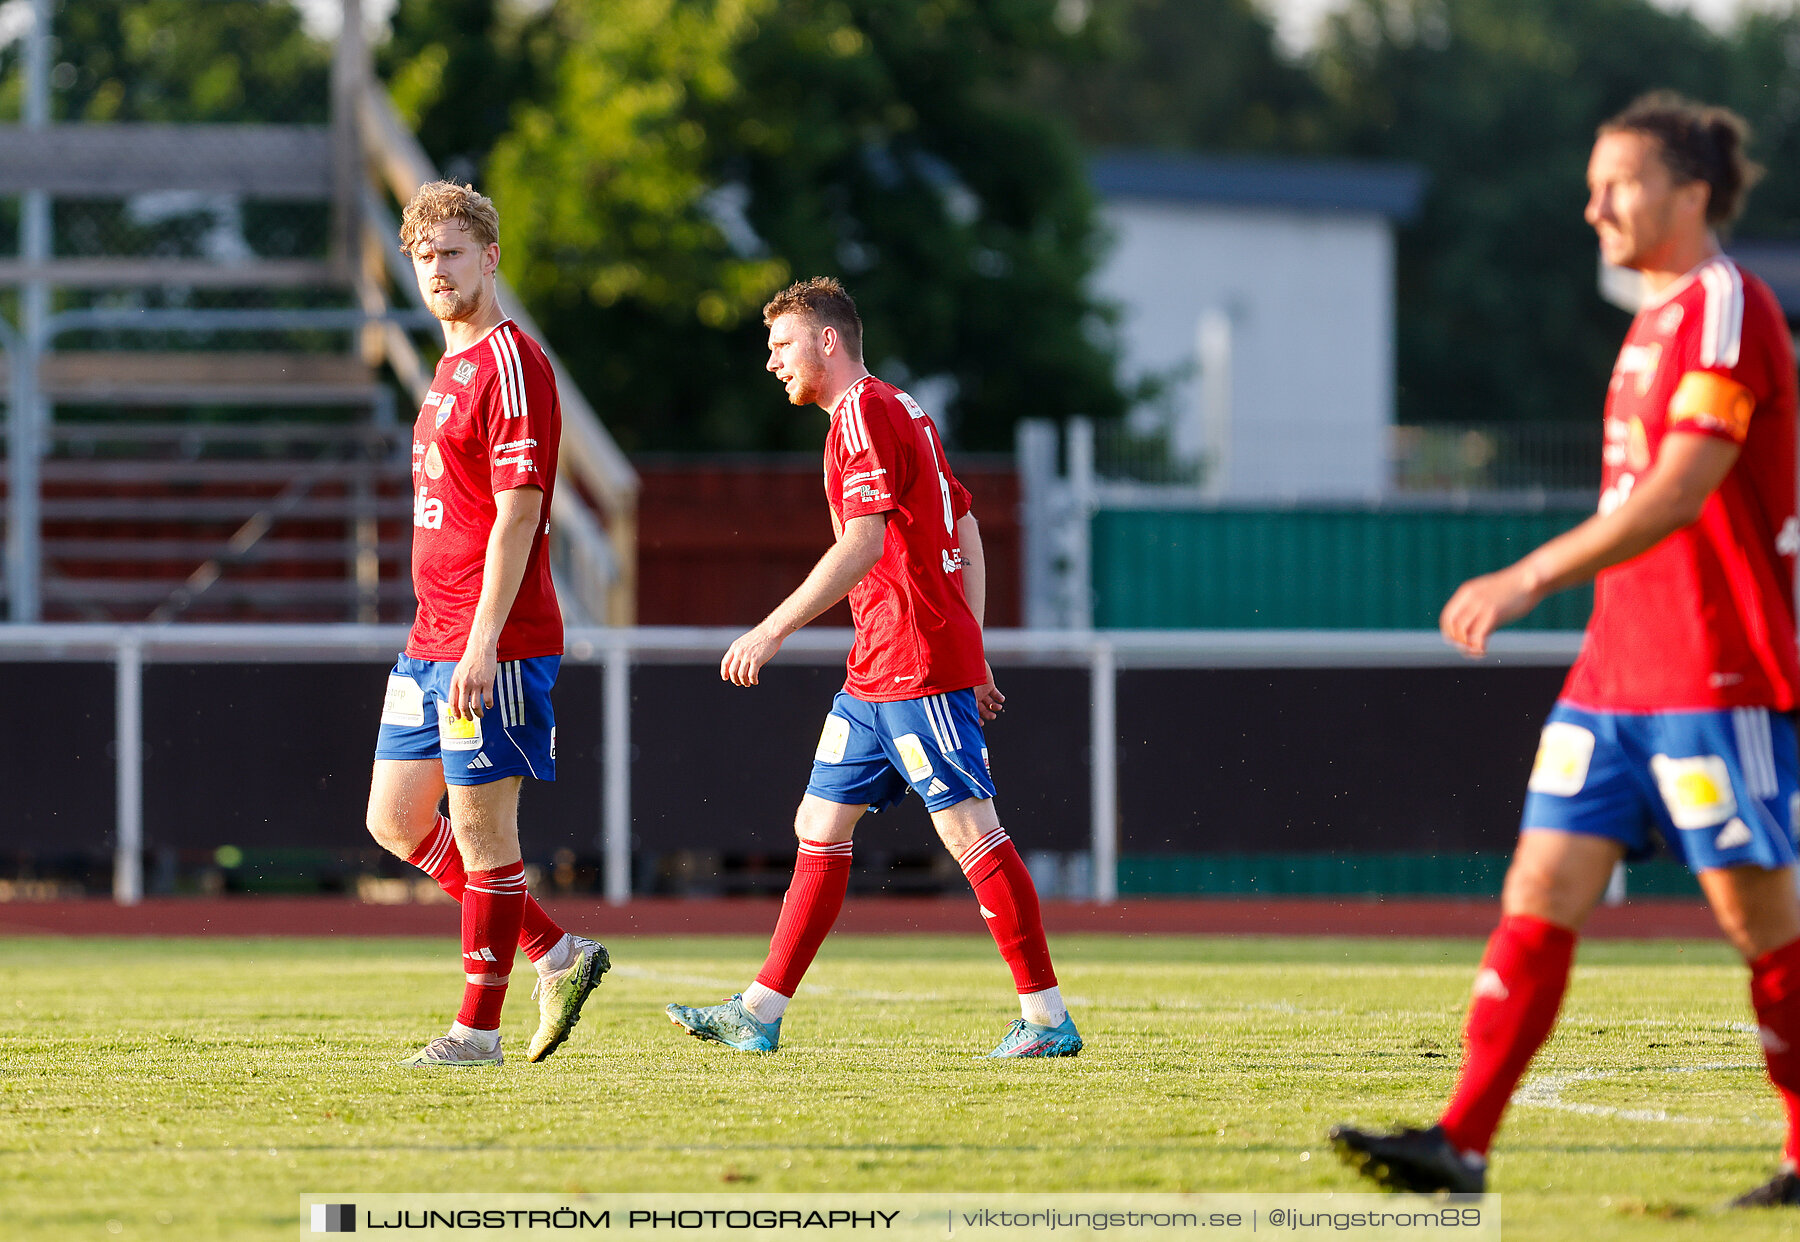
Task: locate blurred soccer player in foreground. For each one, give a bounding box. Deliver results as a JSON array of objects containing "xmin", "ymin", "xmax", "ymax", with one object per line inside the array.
[
  {"xmin": 665, "ymin": 277, "xmax": 1080, "ymax": 1057},
  {"xmin": 1332, "ymin": 95, "xmax": 1800, "ymax": 1207},
  {"xmin": 364, "ymin": 181, "xmax": 607, "ymax": 1067}
]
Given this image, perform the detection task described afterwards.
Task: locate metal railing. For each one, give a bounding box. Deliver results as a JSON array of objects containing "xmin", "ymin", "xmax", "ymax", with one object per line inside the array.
[
  {"xmin": 0, "ymin": 624, "xmax": 1585, "ymax": 907},
  {"xmin": 1391, "ymin": 422, "xmax": 1602, "ymax": 496}
]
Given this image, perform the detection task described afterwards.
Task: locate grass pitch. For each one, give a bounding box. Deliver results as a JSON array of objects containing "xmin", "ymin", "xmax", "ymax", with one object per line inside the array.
[{"xmin": 4, "ymin": 933, "xmax": 1799, "ymax": 1240}]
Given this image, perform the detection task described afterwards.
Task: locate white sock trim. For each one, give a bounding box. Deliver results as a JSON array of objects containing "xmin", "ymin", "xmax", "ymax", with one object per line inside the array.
[
  {"xmin": 536, "ymin": 932, "xmax": 576, "ymax": 974},
  {"xmin": 449, "ymin": 1020, "xmax": 500, "ymax": 1050},
  {"xmin": 1020, "ymin": 985, "xmax": 1066, "ymax": 1028},
  {"xmin": 742, "ymin": 981, "xmax": 791, "ymax": 1024}
]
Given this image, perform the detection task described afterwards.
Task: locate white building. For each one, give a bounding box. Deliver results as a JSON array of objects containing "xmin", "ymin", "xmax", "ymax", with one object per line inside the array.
[{"xmin": 1090, "ymin": 153, "xmax": 1426, "ymax": 500}]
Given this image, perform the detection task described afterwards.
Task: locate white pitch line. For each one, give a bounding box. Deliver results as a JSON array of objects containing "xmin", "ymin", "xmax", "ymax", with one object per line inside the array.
[{"xmin": 1512, "ymin": 1061, "xmax": 1779, "ymax": 1126}]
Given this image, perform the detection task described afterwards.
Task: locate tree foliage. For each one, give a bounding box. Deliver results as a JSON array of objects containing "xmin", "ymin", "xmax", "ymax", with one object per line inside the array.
[
  {"xmin": 484, "ymin": 0, "xmax": 1124, "ymax": 452},
  {"xmin": 55, "ymin": 0, "xmax": 329, "ymax": 122},
  {"xmin": 380, "ymin": 0, "xmax": 1800, "ymax": 444},
  {"xmin": 1017, "ymin": 0, "xmax": 1327, "ymax": 153},
  {"xmin": 1311, "ymin": 0, "xmax": 1800, "ymax": 426},
  {"xmin": 380, "ymin": 0, "xmax": 559, "ymax": 185}
]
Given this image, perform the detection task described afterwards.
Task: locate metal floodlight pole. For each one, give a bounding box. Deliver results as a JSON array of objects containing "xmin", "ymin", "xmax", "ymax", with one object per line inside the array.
[{"xmin": 602, "ymin": 644, "xmax": 632, "ymax": 904}]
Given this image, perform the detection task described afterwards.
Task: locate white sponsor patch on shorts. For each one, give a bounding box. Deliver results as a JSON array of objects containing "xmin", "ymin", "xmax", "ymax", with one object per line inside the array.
[
  {"xmin": 1650, "ymin": 753, "xmax": 1738, "ymax": 829},
  {"xmin": 380, "ymin": 674, "xmax": 425, "ymax": 727},
  {"xmin": 815, "ymin": 714, "xmax": 850, "ymax": 764},
  {"xmin": 1527, "ymin": 722, "xmax": 1595, "ymax": 797},
  {"xmin": 436, "ymin": 701, "xmax": 485, "ymax": 752},
  {"xmin": 894, "ymin": 733, "xmax": 933, "ymax": 784}
]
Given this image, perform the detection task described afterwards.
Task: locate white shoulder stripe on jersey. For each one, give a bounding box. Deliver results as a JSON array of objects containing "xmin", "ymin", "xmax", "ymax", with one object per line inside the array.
[
  {"xmin": 498, "ymin": 327, "xmax": 525, "ymax": 420},
  {"xmin": 853, "ymin": 386, "xmax": 871, "ymax": 453},
  {"xmin": 501, "ymin": 328, "xmax": 527, "ymax": 420},
  {"xmin": 1698, "ymin": 258, "xmax": 1744, "ymax": 369},
  {"xmin": 845, "ymin": 387, "xmax": 869, "ymax": 455},
  {"xmin": 838, "ymin": 378, "xmax": 875, "ymax": 455},
  {"xmin": 489, "ymin": 335, "xmax": 516, "ymax": 420},
  {"xmin": 499, "ymin": 326, "xmax": 529, "ymax": 419}
]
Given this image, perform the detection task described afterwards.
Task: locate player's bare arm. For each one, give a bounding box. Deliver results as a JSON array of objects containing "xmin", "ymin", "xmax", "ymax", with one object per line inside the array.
[
  {"xmin": 957, "ymin": 511, "xmax": 1004, "ymax": 722},
  {"xmin": 448, "ymin": 484, "xmax": 544, "ymax": 718},
  {"xmin": 722, "ymin": 512, "xmax": 890, "ymax": 687},
  {"xmin": 1442, "ymin": 430, "xmax": 1741, "ymax": 656}
]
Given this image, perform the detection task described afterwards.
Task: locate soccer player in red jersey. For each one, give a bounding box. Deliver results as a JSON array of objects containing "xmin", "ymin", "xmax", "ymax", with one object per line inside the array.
[
  {"xmin": 1333, "ymin": 95, "xmax": 1800, "ymax": 1207},
  {"xmin": 364, "ymin": 181, "xmax": 607, "ymax": 1067},
  {"xmin": 665, "ymin": 277, "xmax": 1081, "ymax": 1057}
]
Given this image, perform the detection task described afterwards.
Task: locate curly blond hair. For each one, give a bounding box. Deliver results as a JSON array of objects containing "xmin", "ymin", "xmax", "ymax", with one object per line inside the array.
[{"xmin": 398, "ymin": 180, "xmax": 500, "ymax": 256}]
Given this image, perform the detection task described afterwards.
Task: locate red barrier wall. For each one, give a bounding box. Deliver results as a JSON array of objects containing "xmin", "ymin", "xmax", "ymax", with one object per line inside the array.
[{"xmin": 634, "ymin": 458, "xmax": 1020, "ymax": 627}]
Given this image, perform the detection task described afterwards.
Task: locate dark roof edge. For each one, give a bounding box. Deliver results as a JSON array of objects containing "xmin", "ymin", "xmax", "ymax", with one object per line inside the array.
[{"xmin": 1091, "ymin": 151, "xmax": 1428, "ymax": 223}]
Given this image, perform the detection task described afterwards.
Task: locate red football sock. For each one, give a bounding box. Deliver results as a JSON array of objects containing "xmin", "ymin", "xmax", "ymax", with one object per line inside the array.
[
  {"xmin": 1750, "ymin": 936, "xmax": 1800, "ymax": 1166},
  {"xmin": 407, "ymin": 815, "xmax": 565, "ymax": 962},
  {"xmin": 958, "ymin": 828, "xmax": 1058, "ymax": 993},
  {"xmin": 1439, "ymin": 913, "xmax": 1577, "ymax": 1156},
  {"xmin": 754, "ymin": 839, "xmax": 853, "ymax": 996},
  {"xmin": 454, "ymin": 861, "xmax": 528, "ymax": 1031}
]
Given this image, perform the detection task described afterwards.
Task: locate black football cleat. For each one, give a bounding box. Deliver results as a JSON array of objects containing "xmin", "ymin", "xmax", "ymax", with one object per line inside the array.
[
  {"xmin": 1729, "ymin": 1166, "xmax": 1800, "ymax": 1208},
  {"xmin": 1329, "ymin": 1123, "xmax": 1487, "ymax": 1195}
]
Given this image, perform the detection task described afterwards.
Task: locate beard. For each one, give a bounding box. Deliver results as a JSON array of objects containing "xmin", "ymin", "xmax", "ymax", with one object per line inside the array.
[
  {"xmin": 426, "ymin": 282, "xmax": 487, "ymax": 324},
  {"xmin": 784, "ymin": 351, "xmax": 827, "ymax": 406}
]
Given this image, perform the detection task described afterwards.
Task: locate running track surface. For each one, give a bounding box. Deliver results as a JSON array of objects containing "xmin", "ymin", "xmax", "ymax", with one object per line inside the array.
[{"xmin": 0, "ymin": 897, "xmax": 1724, "ymax": 939}]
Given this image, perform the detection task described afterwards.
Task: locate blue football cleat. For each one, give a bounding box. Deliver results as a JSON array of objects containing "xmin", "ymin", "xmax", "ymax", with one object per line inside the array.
[
  {"xmin": 986, "ymin": 1013, "xmax": 1083, "ymax": 1057},
  {"xmin": 665, "ymin": 994, "xmax": 781, "ymax": 1053}
]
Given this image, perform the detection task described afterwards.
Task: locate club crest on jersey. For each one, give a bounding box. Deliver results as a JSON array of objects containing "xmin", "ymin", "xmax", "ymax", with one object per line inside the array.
[
  {"xmin": 1656, "ymin": 302, "xmax": 1684, "ymax": 335},
  {"xmin": 453, "ymin": 358, "xmax": 478, "ymax": 385},
  {"xmin": 435, "ymin": 395, "xmax": 456, "ymax": 428},
  {"xmin": 1614, "ymin": 341, "xmax": 1662, "ymax": 397}
]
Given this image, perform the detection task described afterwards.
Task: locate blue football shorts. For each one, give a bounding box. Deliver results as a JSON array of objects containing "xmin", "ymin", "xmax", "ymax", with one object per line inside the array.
[
  {"xmin": 1519, "ymin": 699, "xmax": 1800, "ymax": 873},
  {"xmin": 373, "ymin": 653, "xmax": 558, "ymax": 785},
  {"xmin": 805, "ymin": 688, "xmax": 996, "ymax": 814}
]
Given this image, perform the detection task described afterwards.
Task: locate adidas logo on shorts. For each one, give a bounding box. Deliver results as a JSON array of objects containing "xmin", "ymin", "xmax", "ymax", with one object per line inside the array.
[
  {"xmin": 926, "ymin": 778, "xmax": 948, "ymax": 796},
  {"xmin": 1715, "ymin": 817, "xmax": 1753, "ymax": 849},
  {"xmin": 468, "ymin": 752, "xmax": 493, "ymax": 770}
]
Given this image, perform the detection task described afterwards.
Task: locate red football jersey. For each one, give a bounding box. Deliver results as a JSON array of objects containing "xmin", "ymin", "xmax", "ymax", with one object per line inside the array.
[
  {"xmin": 406, "ymin": 319, "xmax": 563, "ymax": 662},
  {"xmin": 1563, "ymin": 256, "xmax": 1800, "ymax": 711},
  {"xmin": 826, "ymin": 376, "xmax": 988, "ymax": 700}
]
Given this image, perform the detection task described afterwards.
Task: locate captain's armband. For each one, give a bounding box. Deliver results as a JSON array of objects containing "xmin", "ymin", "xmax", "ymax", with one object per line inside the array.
[{"xmin": 1668, "ymin": 370, "xmax": 1755, "ymax": 443}]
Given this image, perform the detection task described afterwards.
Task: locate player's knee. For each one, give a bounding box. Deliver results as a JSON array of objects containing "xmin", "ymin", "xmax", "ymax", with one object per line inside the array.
[
  {"xmin": 793, "ymin": 801, "xmax": 855, "ymax": 844},
  {"xmin": 366, "ymin": 805, "xmax": 425, "ymax": 858},
  {"xmin": 1501, "ymin": 854, "xmax": 1587, "ymax": 925}
]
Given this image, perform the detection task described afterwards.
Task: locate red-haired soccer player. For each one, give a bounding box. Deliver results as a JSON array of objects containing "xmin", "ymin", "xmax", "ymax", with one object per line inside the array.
[
  {"xmin": 1333, "ymin": 95, "xmax": 1800, "ymax": 1208},
  {"xmin": 665, "ymin": 277, "xmax": 1080, "ymax": 1057}
]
